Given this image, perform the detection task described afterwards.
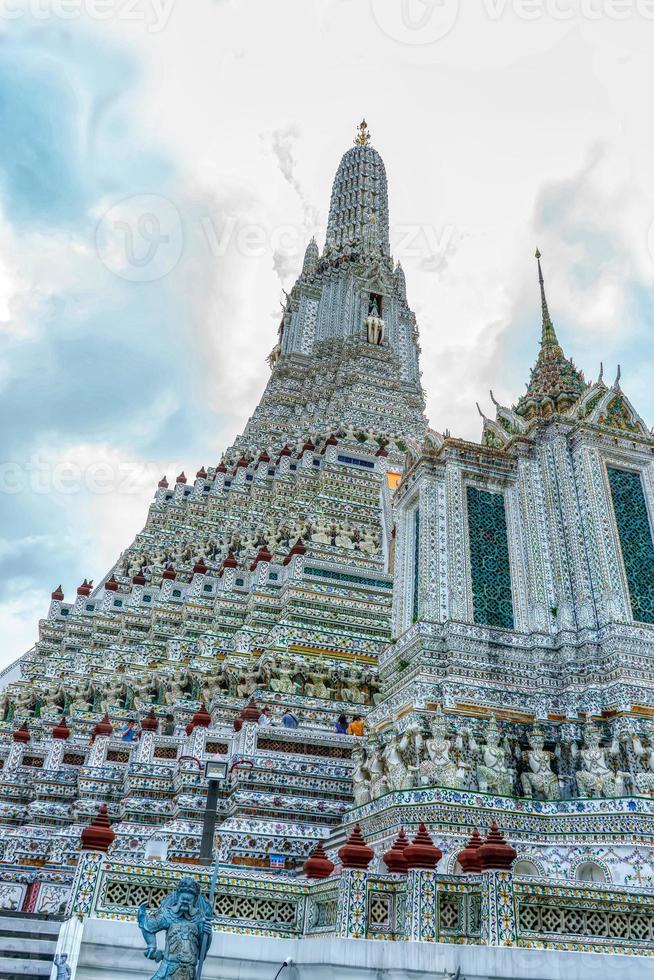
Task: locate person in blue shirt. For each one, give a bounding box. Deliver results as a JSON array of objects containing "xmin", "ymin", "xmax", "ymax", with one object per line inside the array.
[
  {"xmin": 121, "ymin": 719, "xmax": 137, "ymax": 741},
  {"xmin": 281, "ymin": 710, "xmax": 299, "ymax": 729},
  {"xmin": 335, "ymin": 714, "xmax": 348, "ymax": 734}
]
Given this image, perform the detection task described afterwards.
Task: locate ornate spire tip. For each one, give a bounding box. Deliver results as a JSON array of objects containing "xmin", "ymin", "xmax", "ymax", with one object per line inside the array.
[{"xmin": 355, "ymin": 119, "xmax": 371, "ymax": 147}]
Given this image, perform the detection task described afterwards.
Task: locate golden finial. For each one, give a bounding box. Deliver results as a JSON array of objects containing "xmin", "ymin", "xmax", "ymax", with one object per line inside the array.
[{"xmin": 355, "ymin": 119, "xmax": 371, "ymax": 147}]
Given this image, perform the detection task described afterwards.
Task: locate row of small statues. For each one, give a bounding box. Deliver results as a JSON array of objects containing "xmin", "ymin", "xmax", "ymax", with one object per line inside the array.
[
  {"xmin": 121, "ymin": 516, "xmax": 380, "ymax": 579},
  {"xmin": 352, "ymin": 710, "xmax": 654, "ymax": 805},
  {"xmin": 2, "ymin": 655, "xmax": 382, "ymax": 720},
  {"xmin": 263, "ymin": 655, "xmax": 380, "ymax": 704}
]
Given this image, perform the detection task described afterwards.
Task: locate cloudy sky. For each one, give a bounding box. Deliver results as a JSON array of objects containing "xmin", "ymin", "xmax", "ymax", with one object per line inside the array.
[{"xmin": 1, "ymin": 0, "xmax": 654, "ymax": 668}]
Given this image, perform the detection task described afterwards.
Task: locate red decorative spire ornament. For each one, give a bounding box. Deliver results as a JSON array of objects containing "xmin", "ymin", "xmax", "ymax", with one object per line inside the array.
[
  {"xmin": 303, "ymin": 842, "xmax": 334, "ymax": 879},
  {"xmin": 457, "ymin": 829, "xmax": 484, "ymax": 874},
  {"xmin": 338, "ymin": 824, "xmax": 374, "ymax": 869},
  {"xmin": 250, "ymin": 546, "xmax": 272, "ymax": 570},
  {"xmin": 187, "ymin": 703, "xmax": 211, "ymax": 734},
  {"xmin": 478, "ymin": 821, "xmax": 517, "ymax": 871},
  {"xmin": 12, "ymin": 722, "xmax": 30, "ymax": 744},
  {"xmin": 283, "ymin": 538, "xmax": 306, "ymax": 565},
  {"xmin": 93, "ymin": 713, "xmax": 113, "ymax": 739},
  {"xmin": 52, "ymin": 716, "xmax": 71, "ymax": 740},
  {"xmin": 403, "ymin": 823, "xmax": 442, "ymax": 870},
  {"xmin": 234, "ymin": 699, "xmax": 261, "ymax": 731},
  {"xmin": 81, "ymin": 804, "xmax": 116, "ymax": 852},
  {"xmin": 140, "ymin": 709, "xmax": 158, "ymax": 732},
  {"xmin": 383, "ymin": 828, "xmax": 409, "ymax": 874}
]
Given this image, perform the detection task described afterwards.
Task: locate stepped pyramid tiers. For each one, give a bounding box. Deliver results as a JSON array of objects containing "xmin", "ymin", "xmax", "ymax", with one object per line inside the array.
[
  {"xmin": 0, "ymin": 123, "xmax": 426, "ymax": 875},
  {"xmin": 3, "ymin": 129, "xmax": 654, "ymax": 972}
]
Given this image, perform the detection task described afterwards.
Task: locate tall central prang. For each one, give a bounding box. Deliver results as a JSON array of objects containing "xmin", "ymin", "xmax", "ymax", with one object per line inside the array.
[
  {"xmin": 0, "ymin": 122, "xmax": 426, "ymax": 873},
  {"xmin": 242, "ymin": 119, "xmax": 425, "ymax": 451}
]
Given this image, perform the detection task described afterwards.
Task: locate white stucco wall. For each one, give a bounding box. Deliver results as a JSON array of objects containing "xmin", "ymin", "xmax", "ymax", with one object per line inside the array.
[{"xmin": 75, "ymin": 917, "xmax": 653, "ymax": 980}]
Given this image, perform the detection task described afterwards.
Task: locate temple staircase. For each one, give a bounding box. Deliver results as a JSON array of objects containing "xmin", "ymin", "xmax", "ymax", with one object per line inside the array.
[{"xmin": 0, "ymin": 911, "xmax": 61, "ymax": 979}]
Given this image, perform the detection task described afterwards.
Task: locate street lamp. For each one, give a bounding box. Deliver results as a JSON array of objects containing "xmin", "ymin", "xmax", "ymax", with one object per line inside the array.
[
  {"xmin": 195, "ymin": 760, "xmax": 229, "ymax": 980},
  {"xmin": 199, "ymin": 760, "xmax": 228, "ymax": 865}
]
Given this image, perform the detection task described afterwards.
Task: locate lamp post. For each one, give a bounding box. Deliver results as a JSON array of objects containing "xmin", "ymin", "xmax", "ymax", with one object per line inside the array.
[
  {"xmin": 199, "ymin": 760, "xmax": 227, "ymax": 865},
  {"xmin": 195, "ymin": 760, "xmax": 228, "ymax": 980}
]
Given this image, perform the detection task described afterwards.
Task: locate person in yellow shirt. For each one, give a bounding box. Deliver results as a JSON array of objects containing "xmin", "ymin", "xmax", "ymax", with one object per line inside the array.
[{"xmin": 347, "ymin": 715, "xmax": 365, "ymax": 736}]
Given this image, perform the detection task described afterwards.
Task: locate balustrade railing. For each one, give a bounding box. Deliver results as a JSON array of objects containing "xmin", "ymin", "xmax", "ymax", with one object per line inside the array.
[{"xmin": 64, "ymin": 858, "xmax": 654, "ymax": 957}]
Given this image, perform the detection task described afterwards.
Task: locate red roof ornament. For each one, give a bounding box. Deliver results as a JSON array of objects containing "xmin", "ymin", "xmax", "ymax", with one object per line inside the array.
[
  {"xmin": 188, "ymin": 703, "xmax": 211, "ymax": 733},
  {"xmin": 234, "ymin": 699, "xmax": 261, "ymax": 731},
  {"xmin": 218, "ymin": 550, "xmax": 238, "ymax": 577},
  {"xmin": 196, "ymin": 466, "xmax": 207, "ymax": 480},
  {"xmin": 383, "ymin": 828, "xmax": 409, "ymax": 874},
  {"xmin": 132, "ymin": 571, "xmax": 146, "ymax": 586},
  {"xmin": 302, "ymin": 439, "xmax": 315, "ymax": 453},
  {"xmin": 457, "ymin": 829, "xmax": 484, "ymax": 874},
  {"xmin": 375, "ymin": 446, "xmax": 389, "ymax": 457},
  {"xmin": 193, "ymin": 558, "xmax": 208, "ymax": 575},
  {"xmin": 303, "ymin": 842, "xmax": 334, "ymax": 879},
  {"xmin": 258, "ymin": 451, "xmax": 271, "ymax": 464},
  {"xmin": 92, "ymin": 713, "xmax": 113, "ymax": 739},
  {"xmin": 241, "ymin": 699, "xmax": 261, "ymax": 723},
  {"xmin": 140, "ymin": 709, "xmax": 158, "ymax": 732},
  {"xmin": 12, "ymin": 722, "xmax": 30, "ymax": 744},
  {"xmin": 321, "ymin": 434, "xmax": 338, "ymax": 454},
  {"xmin": 283, "ymin": 538, "xmax": 306, "ymax": 566},
  {"xmin": 278, "ymin": 445, "xmax": 292, "ymax": 458},
  {"xmin": 77, "ymin": 579, "xmax": 93, "ymax": 596},
  {"xmin": 81, "ymin": 804, "xmax": 116, "ymax": 853},
  {"xmin": 104, "ymin": 575, "xmax": 119, "ymax": 592},
  {"xmin": 236, "ymin": 456, "xmax": 248, "ymax": 469},
  {"xmin": 215, "ymin": 461, "xmax": 227, "ymax": 474},
  {"xmin": 403, "ymin": 823, "xmax": 442, "ymax": 870},
  {"xmin": 51, "ymin": 585, "xmax": 64, "ymax": 601},
  {"xmin": 158, "ymin": 475, "xmax": 169, "ymax": 488},
  {"xmin": 478, "ymin": 821, "xmax": 517, "ymax": 871},
  {"xmin": 176, "ymin": 471, "xmax": 187, "ymax": 484},
  {"xmin": 52, "ymin": 716, "xmax": 71, "ymax": 740},
  {"xmin": 338, "ymin": 823, "xmax": 374, "ymax": 869},
  {"xmin": 162, "ymin": 565, "xmax": 176, "ymax": 581},
  {"xmin": 250, "ymin": 546, "xmax": 272, "ymax": 571}
]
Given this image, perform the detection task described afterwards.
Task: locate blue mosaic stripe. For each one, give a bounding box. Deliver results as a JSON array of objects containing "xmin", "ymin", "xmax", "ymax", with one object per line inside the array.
[
  {"xmin": 466, "ymin": 486, "xmax": 514, "ymax": 629},
  {"xmin": 608, "ymin": 466, "xmax": 654, "ymax": 624}
]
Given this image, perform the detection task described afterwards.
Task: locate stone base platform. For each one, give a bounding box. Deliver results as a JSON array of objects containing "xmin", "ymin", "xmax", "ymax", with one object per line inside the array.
[{"xmin": 75, "ymin": 918, "xmax": 652, "ymax": 980}]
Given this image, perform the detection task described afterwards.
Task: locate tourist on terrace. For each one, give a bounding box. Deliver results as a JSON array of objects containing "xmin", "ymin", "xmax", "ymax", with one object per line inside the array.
[
  {"xmin": 258, "ymin": 707, "xmax": 272, "ymax": 726},
  {"xmin": 281, "ymin": 710, "xmax": 299, "ymax": 728},
  {"xmin": 335, "ymin": 714, "xmax": 348, "ymax": 734},
  {"xmin": 162, "ymin": 713, "xmax": 175, "ymax": 735},
  {"xmin": 347, "ymin": 715, "xmax": 365, "ymax": 736},
  {"xmin": 121, "ymin": 719, "xmax": 137, "ymax": 741}
]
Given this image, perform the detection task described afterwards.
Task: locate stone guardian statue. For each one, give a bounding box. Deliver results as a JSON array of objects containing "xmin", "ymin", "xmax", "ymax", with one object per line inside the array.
[
  {"xmin": 520, "ymin": 723, "xmax": 560, "ymax": 800},
  {"xmin": 137, "ymin": 877, "xmax": 213, "ymax": 980}
]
